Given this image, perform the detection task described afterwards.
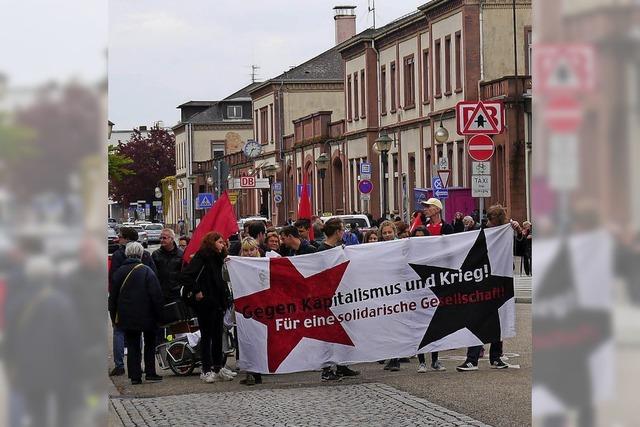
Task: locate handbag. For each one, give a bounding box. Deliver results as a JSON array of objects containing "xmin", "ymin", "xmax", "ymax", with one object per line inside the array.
[
  {"xmin": 115, "ymin": 264, "xmax": 144, "ymax": 324},
  {"xmin": 181, "ymin": 265, "xmax": 205, "ymax": 308}
]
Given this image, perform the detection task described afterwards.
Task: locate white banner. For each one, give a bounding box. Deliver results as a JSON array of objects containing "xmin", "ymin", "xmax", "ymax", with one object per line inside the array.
[{"xmin": 227, "ymin": 224, "xmax": 515, "ymax": 374}]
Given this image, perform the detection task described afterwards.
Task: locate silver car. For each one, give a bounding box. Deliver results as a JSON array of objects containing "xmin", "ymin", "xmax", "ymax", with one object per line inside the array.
[
  {"xmin": 143, "ymin": 223, "xmax": 163, "ymax": 243},
  {"xmin": 130, "ymin": 225, "xmax": 149, "ymax": 248}
]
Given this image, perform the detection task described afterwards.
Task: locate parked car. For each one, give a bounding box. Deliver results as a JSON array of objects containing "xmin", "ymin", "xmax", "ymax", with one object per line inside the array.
[
  {"xmin": 108, "ymin": 226, "xmax": 119, "ymax": 254},
  {"xmin": 320, "ymin": 214, "xmax": 372, "ymax": 232},
  {"xmin": 142, "ymin": 223, "xmax": 163, "ymax": 243},
  {"xmin": 130, "ymin": 225, "xmax": 149, "ymax": 248},
  {"xmin": 237, "ymin": 216, "xmax": 269, "ymax": 232}
]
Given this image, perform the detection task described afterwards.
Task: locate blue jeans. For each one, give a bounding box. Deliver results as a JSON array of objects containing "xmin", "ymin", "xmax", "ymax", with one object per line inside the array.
[{"xmin": 113, "ymin": 326, "xmax": 125, "ymax": 368}]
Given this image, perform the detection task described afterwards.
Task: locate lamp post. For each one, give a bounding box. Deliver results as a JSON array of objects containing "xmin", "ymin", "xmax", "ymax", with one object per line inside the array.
[
  {"xmin": 263, "ymin": 164, "xmax": 278, "ymax": 222},
  {"xmin": 187, "ymin": 175, "xmax": 196, "ymax": 231},
  {"xmin": 315, "ymin": 153, "xmax": 329, "ymax": 214},
  {"xmin": 433, "ymin": 114, "xmax": 449, "ymax": 219},
  {"xmin": 374, "ymin": 133, "xmax": 393, "ymax": 219}
]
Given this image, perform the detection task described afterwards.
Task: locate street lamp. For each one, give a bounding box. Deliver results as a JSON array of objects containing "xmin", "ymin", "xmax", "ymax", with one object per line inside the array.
[
  {"xmin": 434, "ymin": 113, "xmax": 449, "ymax": 143},
  {"xmin": 315, "ymin": 153, "xmax": 329, "ymax": 213},
  {"xmin": 374, "ymin": 132, "xmax": 393, "ymax": 219}
]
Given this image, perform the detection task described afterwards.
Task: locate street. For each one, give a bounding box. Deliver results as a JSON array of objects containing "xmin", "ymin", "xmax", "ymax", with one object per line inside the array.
[{"xmin": 108, "ymin": 304, "xmax": 531, "ymax": 426}]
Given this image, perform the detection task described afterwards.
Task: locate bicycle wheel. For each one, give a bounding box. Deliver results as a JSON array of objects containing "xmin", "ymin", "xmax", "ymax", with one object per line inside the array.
[{"xmin": 166, "ymin": 341, "xmax": 196, "ymax": 376}]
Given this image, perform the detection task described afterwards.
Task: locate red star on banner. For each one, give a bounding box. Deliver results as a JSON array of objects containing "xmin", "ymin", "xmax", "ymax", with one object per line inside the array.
[{"xmin": 234, "ymin": 257, "xmax": 354, "ymax": 372}]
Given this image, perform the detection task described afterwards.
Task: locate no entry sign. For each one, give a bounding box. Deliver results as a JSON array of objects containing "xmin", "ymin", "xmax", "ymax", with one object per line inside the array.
[
  {"xmin": 467, "ymin": 134, "xmax": 495, "ymax": 162},
  {"xmin": 544, "ymin": 96, "xmax": 583, "ymax": 133}
]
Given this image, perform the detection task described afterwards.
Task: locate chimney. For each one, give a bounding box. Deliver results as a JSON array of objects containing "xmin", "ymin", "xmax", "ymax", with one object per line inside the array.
[{"xmin": 334, "ymin": 5, "xmax": 356, "ymax": 45}]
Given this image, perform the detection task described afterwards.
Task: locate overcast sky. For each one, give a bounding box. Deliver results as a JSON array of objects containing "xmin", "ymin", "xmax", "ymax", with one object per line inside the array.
[{"xmin": 108, "ymin": 0, "xmax": 425, "ymax": 130}]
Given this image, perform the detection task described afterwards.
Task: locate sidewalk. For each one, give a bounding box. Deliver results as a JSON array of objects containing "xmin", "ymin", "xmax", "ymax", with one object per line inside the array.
[{"xmin": 515, "ymin": 274, "xmax": 532, "ymax": 303}]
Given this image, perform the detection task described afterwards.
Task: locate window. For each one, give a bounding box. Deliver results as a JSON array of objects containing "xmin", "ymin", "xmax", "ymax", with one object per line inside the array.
[
  {"xmin": 354, "ymin": 72, "xmax": 359, "ymax": 120},
  {"xmin": 254, "ymin": 109, "xmax": 258, "ymax": 136},
  {"xmin": 434, "ymin": 39, "xmax": 442, "ymax": 97},
  {"xmin": 392, "ymin": 153, "xmax": 399, "ymax": 211},
  {"xmin": 445, "ymin": 35, "xmax": 452, "ymax": 95},
  {"xmin": 426, "ymin": 152, "xmax": 432, "ymax": 185},
  {"xmin": 524, "ymin": 26, "xmax": 532, "ymax": 75},
  {"xmin": 260, "ymin": 107, "xmax": 268, "ymax": 144},
  {"xmin": 381, "ymin": 65, "xmax": 387, "ymax": 114},
  {"xmin": 403, "ymin": 55, "xmax": 415, "ymax": 108},
  {"xmin": 270, "ymin": 104, "xmax": 274, "ymax": 142},
  {"xmin": 360, "ymin": 69, "xmax": 366, "ymax": 118},
  {"xmin": 455, "ymin": 32, "xmax": 462, "ymax": 91},
  {"xmin": 347, "ymin": 75, "xmax": 352, "ymax": 121},
  {"xmin": 227, "ymin": 105, "xmax": 242, "ymax": 119},
  {"xmin": 390, "ymin": 61, "xmax": 397, "ymax": 112},
  {"xmin": 422, "ymin": 49, "xmax": 429, "ymax": 102},
  {"xmin": 211, "ymin": 141, "xmax": 225, "ymax": 159}
]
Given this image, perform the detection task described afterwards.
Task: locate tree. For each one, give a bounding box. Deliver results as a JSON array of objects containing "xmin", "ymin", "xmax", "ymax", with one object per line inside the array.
[
  {"xmin": 108, "ymin": 145, "xmax": 135, "ymax": 182},
  {"xmin": 108, "ymin": 128, "xmax": 175, "ymax": 207}
]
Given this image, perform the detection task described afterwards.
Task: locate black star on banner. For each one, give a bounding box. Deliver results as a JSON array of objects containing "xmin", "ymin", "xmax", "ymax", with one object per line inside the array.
[
  {"xmin": 409, "ymin": 229, "xmax": 514, "ymax": 350},
  {"xmin": 533, "ymin": 241, "xmax": 610, "ymax": 424}
]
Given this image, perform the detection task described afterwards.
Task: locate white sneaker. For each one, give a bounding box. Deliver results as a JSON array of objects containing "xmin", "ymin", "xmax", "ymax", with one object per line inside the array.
[
  {"xmin": 417, "ymin": 363, "xmax": 427, "ymax": 373},
  {"xmin": 217, "ymin": 369, "xmax": 235, "ymax": 381},
  {"xmin": 220, "ymin": 367, "xmax": 237, "ymax": 377},
  {"xmin": 201, "ymin": 371, "xmax": 218, "ymax": 383}
]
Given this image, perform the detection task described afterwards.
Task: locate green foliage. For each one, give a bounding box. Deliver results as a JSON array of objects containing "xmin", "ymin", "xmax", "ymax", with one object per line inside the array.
[{"xmin": 108, "ymin": 145, "xmax": 135, "ymax": 182}]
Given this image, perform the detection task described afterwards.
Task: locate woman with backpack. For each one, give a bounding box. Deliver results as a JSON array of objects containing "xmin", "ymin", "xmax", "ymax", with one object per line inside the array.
[{"xmin": 181, "ymin": 232, "xmax": 235, "ymax": 383}]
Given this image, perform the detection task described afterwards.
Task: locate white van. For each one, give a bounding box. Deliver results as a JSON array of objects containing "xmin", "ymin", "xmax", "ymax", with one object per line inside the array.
[
  {"xmin": 237, "ymin": 216, "xmax": 269, "ymax": 231},
  {"xmin": 320, "ymin": 214, "xmax": 372, "ymax": 230}
]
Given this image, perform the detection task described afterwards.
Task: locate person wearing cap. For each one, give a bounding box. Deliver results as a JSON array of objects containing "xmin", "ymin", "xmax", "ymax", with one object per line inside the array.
[
  {"xmin": 420, "ymin": 198, "xmax": 454, "ymax": 237},
  {"xmin": 415, "ymin": 197, "xmax": 452, "ymax": 372}
]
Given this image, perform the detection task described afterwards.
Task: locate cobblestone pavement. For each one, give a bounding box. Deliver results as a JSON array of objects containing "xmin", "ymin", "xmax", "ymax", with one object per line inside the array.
[{"xmin": 110, "ymin": 382, "xmax": 491, "ymax": 427}]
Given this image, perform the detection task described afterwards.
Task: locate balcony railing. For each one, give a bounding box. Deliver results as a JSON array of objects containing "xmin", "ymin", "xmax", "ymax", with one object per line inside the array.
[{"xmin": 480, "ymin": 76, "xmax": 531, "ymax": 101}]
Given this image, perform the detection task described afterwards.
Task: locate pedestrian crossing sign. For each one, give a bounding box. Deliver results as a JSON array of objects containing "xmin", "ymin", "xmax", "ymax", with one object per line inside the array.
[{"xmin": 197, "ymin": 193, "xmax": 215, "ymax": 209}]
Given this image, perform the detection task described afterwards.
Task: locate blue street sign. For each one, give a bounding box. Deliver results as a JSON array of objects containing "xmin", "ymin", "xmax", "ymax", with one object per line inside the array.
[
  {"xmin": 272, "ymin": 181, "xmax": 283, "ymax": 192},
  {"xmin": 431, "ymin": 177, "xmax": 448, "ymax": 199},
  {"xmin": 434, "ymin": 189, "xmax": 449, "ymax": 199},
  {"xmin": 359, "ymin": 162, "xmax": 372, "ymax": 175},
  {"xmin": 296, "ymin": 184, "xmax": 312, "ymax": 198},
  {"xmin": 196, "ymin": 193, "xmax": 215, "ymax": 209},
  {"xmin": 432, "ymin": 177, "xmax": 443, "ymax": 190}
]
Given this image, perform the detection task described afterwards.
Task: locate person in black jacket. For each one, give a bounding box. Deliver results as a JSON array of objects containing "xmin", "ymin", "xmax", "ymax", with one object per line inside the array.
[
  {"xmin": 109, "ymin": 242, "xmax": 164, "ymax": 384},
  {"xmin": 181, "ymin": 231, "xmax": 235, "ymax": 383},
  {"xmin": 281, "ymin": 225, "xmax": 317, "ymax": 255},
  {"xmin": 108, "ymin": 226, "xmax": 157, "ymax": 377},
  {"xmin": 151, "ymin": 228, "xmax": 184, "ymax": 301}
]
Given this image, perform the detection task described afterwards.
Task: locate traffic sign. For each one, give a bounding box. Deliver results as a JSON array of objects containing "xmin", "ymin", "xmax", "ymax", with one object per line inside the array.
[
  {"xmin": 274, "ymin": 194, "xmax": 283, "ymax": 204},
  {"xmin": 549, "ymin": 133, "xmax": 578, "ymax": 191},
  {"xmin": 438, "ymin": 157, "xmax": 449, "ymax": 170},
  {"xmin": 544, "ymin": 96, "xmax": 583, "ymax": 133},
  {"xmin": 360, "ymin": 194, "xmax": 371, "ymax": 201},
  {"xmin": 432, "ymin": 176, "xmax": 443, "ymax": 190},
  {"xmin": 358, "ymin": 179, "xmax": 373, "ymax": 194},
  {"xmin": 467, "ymin": 134, "xmax": 495, "ymax": 162},
  {"xmin": 472, "ymin": 161, "xmax": 491, "ymax": 175},
  {"xmin": 456, "ymin": 101, "xmax": 504, "ymax": 135},
  {"xmin": 360, "ymin": 162, "xmax": 372, "ymax": 175},
  {"xmin": 272, "ymin": 181, "xmax": 283, "ymax": 192},
  {"xmin": 471, "ymin": 175, "xmax": 491, "ymax": 197},
  {"xmin": 196, "ymin": 193, "xmax": 215, "ymax": 209},
  {"xmin": 534, "ymin": 44, "xmax": 595, "ymax": 95},
  {"xmin": 434, "ymin": 189, "xmax": 449, "ymax": 199},
  {"xmin": 437, "ymin": 170, "xmax": 450, "ymax": 188}
]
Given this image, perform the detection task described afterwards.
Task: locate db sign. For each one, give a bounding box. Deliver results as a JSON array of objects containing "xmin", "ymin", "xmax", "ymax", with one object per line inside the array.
[{"xmin": 240, "ymin": 176, "xmax": 256, "ymax": 188}]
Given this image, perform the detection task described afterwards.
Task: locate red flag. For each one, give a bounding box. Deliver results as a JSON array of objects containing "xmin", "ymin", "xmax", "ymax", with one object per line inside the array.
[
  {"xmin": 297, "ymin": 172, "xmax": 314, "ymax": 241},
  {"xmin": 183, "ymin": 191, "xmax": 238, "ymax": 263},
  {"xmin": 409, "ymin": 213, "xmax": 423, "ymax": 234}
]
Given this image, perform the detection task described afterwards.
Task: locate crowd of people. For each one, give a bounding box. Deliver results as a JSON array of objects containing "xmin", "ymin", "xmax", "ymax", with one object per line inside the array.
[{"xmin": 108, "ymin": 199, "xmax": 530, "ymax": 386}]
